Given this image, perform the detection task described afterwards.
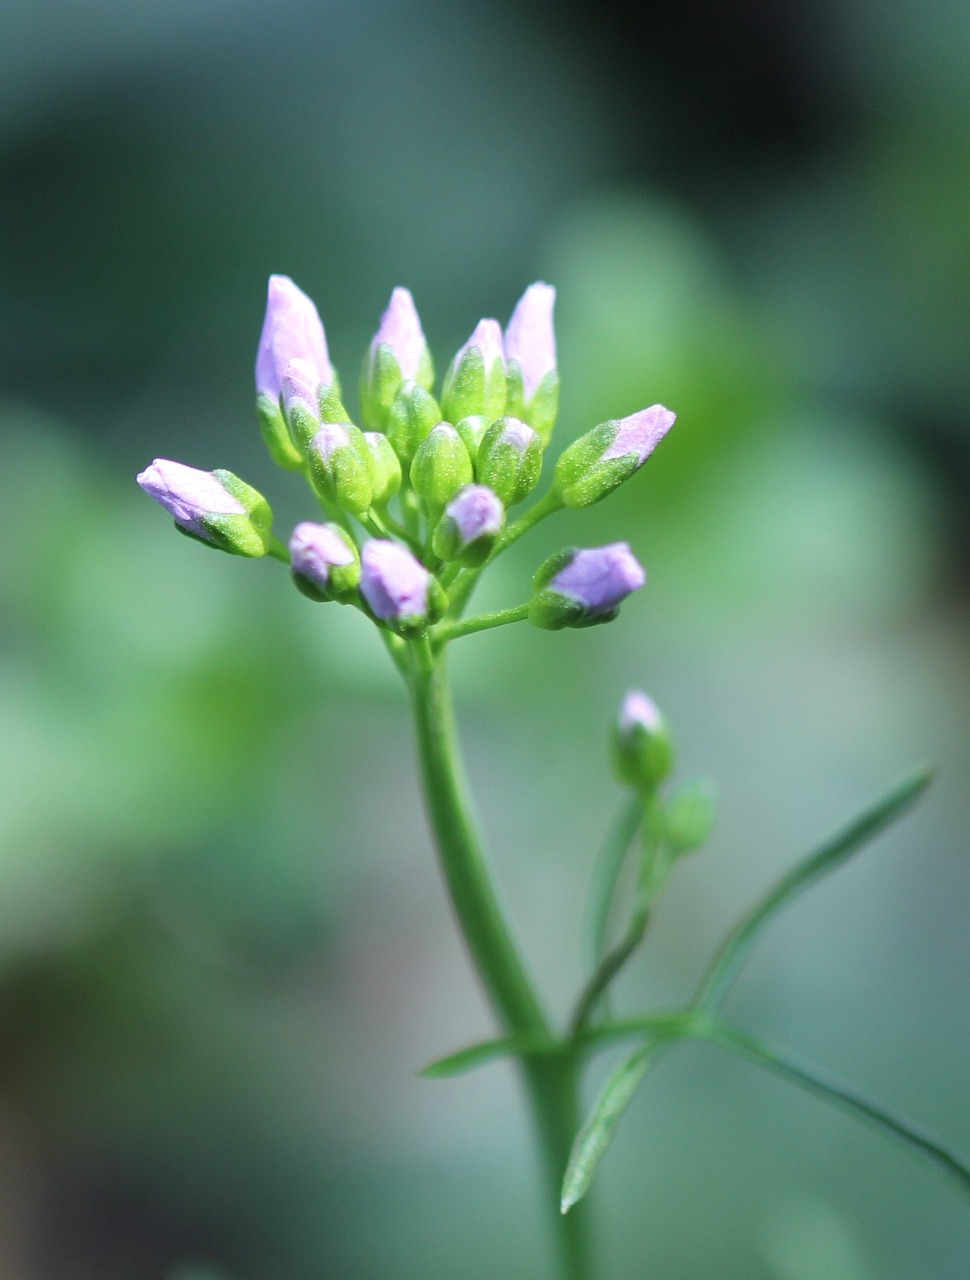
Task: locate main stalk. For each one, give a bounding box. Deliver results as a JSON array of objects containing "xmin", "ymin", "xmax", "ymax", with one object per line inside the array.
[{"xmin": 407, "ymin": 640, "xmax": 591, "ymax": 1280}]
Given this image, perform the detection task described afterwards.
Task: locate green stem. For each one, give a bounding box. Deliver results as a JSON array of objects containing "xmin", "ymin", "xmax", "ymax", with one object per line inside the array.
[
  {"xmin": 432, "ymin": 603, "xmax": 530, "ymax": 646},
  {"xmin": 406, "ymin": 638, "xmax": 593, "ymax": 1279}
]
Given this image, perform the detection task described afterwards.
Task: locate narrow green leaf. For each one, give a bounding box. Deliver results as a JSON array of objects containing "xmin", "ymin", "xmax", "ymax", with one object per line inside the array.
[
  {"xmin": 699, "ymin": 1022, "xmax": 970, "ymax": 1198},
  {"xmin": 560, "ymin": 1039, "xmax": 668, "ymax": 1213},
  {"xmin": 419, "ymin": 1033, "xmax": 558, "ymax": 1078},
  {"xmin": 693, "ymin": 768, "xmax": 933, "ymax": 1014},
  {"xmin": 587, "ymin": 795, "xmax": 642, "ymax": 965}
]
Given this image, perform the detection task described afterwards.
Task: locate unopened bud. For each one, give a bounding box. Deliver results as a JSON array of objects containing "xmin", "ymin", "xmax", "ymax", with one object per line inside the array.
[
  {"xmin": 306, "ymin": 422, "xmax": 374, "ymax": 515},
  {"xmin": 529, "ymin": 542, "xmax": 645, "ymax": 630},
  {"xmin": 455, "ymin": 415, "xmax": 490, "ymax": 464},
  {"xmin": 554, "ymin": 404, "xmax": 676, "ymax": 508},
  {"xmin": 441, "ymin": 318, "xmax": 506, "ymax": 423},
  {"xmin": 612, "ymin": 691, "xmax": 674, "ymax": 792},
  {"xmin": 360, "ymin": 287, "xmax": 434, "ymax": 430},
  {"xmin": 137, "ymin": 459, "xmax": 274, "ymax": 557},
  {"xmin": 477, "ymin": 416, "xmax": 542, "ymax": 507},
  {"xmin": 664, "ymin": 780, "xmax": 716, "ymax": 854},
  {"xmin": 386, "ymin": 382, "xmax": 441, "ymax": 466},
  {"xmin": 289, "ymin": 521, "xmax": 360, "ymax": 602},
  {"xmin": 410, "ymin": 423, "xmax": 473, "ymax": 510},
  {"xmin": 360, "ymin": 539, "xmax": 446, "ymax": 634},
  {"xmin": 504, "ymin": 282, "xmax": 559, "ymax": 444},
  {"xmin": 432, "ymin": 484, "xmax": 504, "ymax": 566}
]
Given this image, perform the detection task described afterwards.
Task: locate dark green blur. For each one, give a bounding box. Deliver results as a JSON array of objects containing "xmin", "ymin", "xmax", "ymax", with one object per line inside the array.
[{"xmin": 1, "ymin": 1, "xmax": 969, "ymax": 1276}]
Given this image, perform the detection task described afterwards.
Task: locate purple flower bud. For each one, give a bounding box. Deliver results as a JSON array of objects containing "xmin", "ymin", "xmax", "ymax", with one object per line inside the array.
[
  {"xmin": 360, "ymin": 540, "xmax": 431, "ymax": 624},
  {"xmin": 504, "ymin": 282, "xmax": 556, "ymax": 402},
  {"xmin": 552, "ymin": 543, "xmax": 645, "ymax": 613},
  {"xmin": 450, "ymin": 318, "xmax": 502, "ymax": 375},
  {"xmin": 602, "ymin": 404, "xmax": 676, "ymax": 465},
  {"xmin": 613, "ymin": 689, "xmax": 674, "ymax": 791},
  {"xmin": 137, "ymin": 459, "xmax": 274, "ymax": 557},
  {"xmin": 371, "ymin": 287, "xmax": 429, "ymax": 383},
  {"xmin": 619, "ymin": 690, "xmax": 664, "ymax": 737},
  {"xmin": 255, "ymin": 274, "xmax": 333, "ymax": 402},
  {"xmin": 445, "ymin": 484, "xmax": 504, "ymax": 544},
  {"xmin": 289, "ymin": 521, "xmax": 360, "ymax": 601},
  {"xmin": 530, "ymin": 542, "xmax": 645, "ymax": 629},
  {"xmin": 137, "ymin": 459, "xmax": 245, "ymax": 540}
]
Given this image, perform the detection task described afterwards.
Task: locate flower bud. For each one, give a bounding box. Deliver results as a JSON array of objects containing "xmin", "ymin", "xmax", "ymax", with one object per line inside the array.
[
  {"xmin": 432, "ymin": 484, "xmax": 504, "ymax": 567},
  {"xmin": 476, "ymin": 416, "xmax": 542, "ymax": 507},
  {"xmin": 455, "ymin": 415, "xmax": 490, "ymax": 464},
  {"xmin": 529, "ymin": 542, "xmax": 645, "ymax": 630},
  {"xmin": 289, "ymin": 521, "xmax": 360, "ymax": 602},
  {"xmin": 410, "ymin": 423, "xmax": 474, "ymax": 510},
  {"xmin": 306, "ymin": 422, "xmax": 374, "ymax": 515},
  {"xmin": 385, "ymin": 382, "xmax": 442, "ymax": 466},
  {"xmin": 137, "ymin": 459, "xmax": 274, "ymax": 557},
  {"xmin": 441, "ymin": 318, "xmax": 506, "ymax": 423},
  {"xmin": 281, "ymin": 358, "xmax": 322, "ymax": 452},
  {"xmin": 360, "ymin": 287, "xmax": 434, "ymax": 430},
  {"xmin": 504, "ymin": 282, "xmax": 559, "ymax": 444},
  {"xmin": 554, "ymin": 404, "xmax": 676, "ymax": 508},
  {"xmin": 664, "ymin": 780, "xmax": 717, "ymax": 854},
  {"xmin": 360, "ymin": 539, "xmax": 445, "ymax": 634},
  {"xmin": 362, "ymin": 432, "xmax": 402, "ymax": 507},
  {"xmin": 256, "ymin": 275, "xmax": 336, "ymax": 469},
  {"xmin": 612, "ymin": 691, "xmax": 674, "ymax": 792}
]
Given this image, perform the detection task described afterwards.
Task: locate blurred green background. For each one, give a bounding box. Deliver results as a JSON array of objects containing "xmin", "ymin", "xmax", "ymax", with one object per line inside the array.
[{"xmin": 1, "ymin": 0, "xmax": 969, "ymax": 1276}]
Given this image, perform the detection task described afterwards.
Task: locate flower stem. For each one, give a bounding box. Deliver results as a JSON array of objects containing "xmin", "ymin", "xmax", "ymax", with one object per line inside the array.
[
  {"xmin": 431, "ymin": 603, "xmax": 530, "ymax": 647},
  {"xmin": 406, "ymin": 638, "xmax": 593, "ymax": 1279}
]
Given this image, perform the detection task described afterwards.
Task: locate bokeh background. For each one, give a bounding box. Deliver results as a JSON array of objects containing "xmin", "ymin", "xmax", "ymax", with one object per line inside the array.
[{"xmin": 1, "ymin": 0, "xmax": 969, "ymax": 1276}]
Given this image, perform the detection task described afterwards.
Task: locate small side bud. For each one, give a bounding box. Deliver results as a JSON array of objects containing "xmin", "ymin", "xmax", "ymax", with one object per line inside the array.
[
  {"xmin": 529, "ymin": 542, "xmax": 645, "ymax": 630},
  {"xmin": 360, "ymin": 539, "xmax": 446, "ymax": 634},
  {"xmin": 410, "ymin": 423, "xmax": 474, "ymax": 510},
  {"xmin": 360, "ymin": 287, "xmax": 434, "ymax": 430},
  {"xmin": 281, "ymin": 358, "xmax": 323, "ymax": 452},
  {"xmin": 612, "ymin": 691, "xmax": 675, "ymax": 792},
  {"xmin": 386, "ymin": 382, "xmax": 442, "ymax": 466},
  {"xmin": 477, "ymin": 416, "xmax": 542, "ymax": 507},
  {"xmin": 432, "ymin": 484, "xmax": 505, "ymax": 567},
  {"xmin": 289, "ymin": 521, "xmax": 361, "ymax": 602},
  {"xmin": 306, "ymin": 422, "xmax": 374, "ymax": 515},
  {"xmin": 664, "ymin": 780, "xmax": 717, "ymax": 854},
  {"xmin": 137, "ymin": 459, "xmax": 274, "ymax": 557},
  {"xmin": 504, "ymin": 282, "xmax": 559, "ymax": 444},
  {"xmin": 455, "ymin": 415, "xmax": 490, "ymax": 465},
  {"xmin": 362, "ymin": 432, "xmax": 403, "ymax": 507},
  {"xmin": 441, "ymin": 319, "xmax": 506, "ymax": 423},
  {"xmin": 554, "ymin": 405, "xmax": 676, "ymax": 508}
]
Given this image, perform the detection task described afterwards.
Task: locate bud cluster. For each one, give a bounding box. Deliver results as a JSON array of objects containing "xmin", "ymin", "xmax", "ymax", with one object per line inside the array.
[{"xmin": 137, "ymin": 273, "xmax": 676, "ymax": 638}]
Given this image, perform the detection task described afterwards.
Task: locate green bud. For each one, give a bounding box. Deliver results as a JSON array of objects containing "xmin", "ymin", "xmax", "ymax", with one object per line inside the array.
[
  {"xmin": 432, "ymin": 484, "xmax": 505, "ymax": 567},
  {"xmin": 664, "ymin": 780, "xmax": 717, "ymax": 854},
  {"xmin": 362, "ymin": 432, "xmax": 402, "ymax": 507},
  {"xmin": 306, "ymin": 422, "xmax": 374, "ymax": 515},
  {"xmin": 441, "ymin": 319, "xmax": 506, "ymax": 423},
  {"xmin": 554, "ymin": 406, "xmax": 676, "ymax": 508},
  {"xmin": 256, "ymin": 392, "xmax": 303, "ymax": 470},
  {"xmin": 360, "ymin": 287, "xmax": 434, "ymax": 429},
  {"xmin": 289, "ymin": 521, "xmax": 361, "ymax": 603},
  {"xmin": 386, "ymin": 382, "xmax": 442, "ymax": 466},
  {"xmin": 410, "ymin": 423, "xmax": 474, "ymax": 510},
  {"xmin": 477, "ymin": 416, "xmax": 543, "ymax": 507},
  {"xmin": 612, "ymin": 691, "xmax": 675, "ymax": 792},
  {"xmin": 455, "ymin": 415, "xmax": 491, "ymax": 467}
]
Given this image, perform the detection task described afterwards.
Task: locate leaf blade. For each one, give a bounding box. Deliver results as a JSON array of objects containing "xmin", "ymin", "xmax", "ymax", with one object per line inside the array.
[
  {"xmin": 693, "ymin": 768, "xmax": 933, "ymax": 1014},
  {"xmin": 419, "ymin": 1033, "xmax": 558, "ymax": 1078}
]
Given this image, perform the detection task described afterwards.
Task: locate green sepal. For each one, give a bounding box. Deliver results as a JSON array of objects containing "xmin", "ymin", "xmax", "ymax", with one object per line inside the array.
[
  {"xmin": 455, "ymin": 415, "xmax": 491, "ymax": 470},
  {"xmin": 360, "ymin": 344, "xmax": 437, "ymax": 433},
  {"xmin": 554, "ymin": 420, "xmax": 639, "ymax": 508},
  {"xmin": 362, "ymin": 432, "xmax": 402, "ymax": 507},
  {"xmin": 663, "ymin": 780, "xmax": 716, "ymax": 854},
  {"xmin": 612, "ymin": 715, "xmax": 675, "ymax": 793},
  {"xmin": 319, "ymin": 383, "xmax": 350, "ymax": 425},
  {"xmin": 477, "ymin": 417, "xmax": 543, "ymax": 507},
  {"xmin": 290, "ymin": 523, "xmax": 361, "ymax": 604},
  {"xmin": 442, "ymin": 347, "xmax": 506, "ymax": 423},
  {"xmin": 528, "ymin": 548, "xmax": 619, "ymax": 630},
  {"xmin": 506, "ymin": 366, "xmax": 560, "ymax": 446},
  {"xmin": 410, "ymin": 424, "xmax": 473, "ymax": 509},
  {"xmin": 306, "ymin": 423, "xmax": 374, "ymax": 515},
  {"xmin": 386, "ymin": 382, "xmax": 441, "ymax": 465},
  {"xmin": 256, "ymin": 393, "xmax": 303, "ymax": 470},
  {"xmin": 178, "ymin": 470, "xmax": 274, "ymax": 558}
]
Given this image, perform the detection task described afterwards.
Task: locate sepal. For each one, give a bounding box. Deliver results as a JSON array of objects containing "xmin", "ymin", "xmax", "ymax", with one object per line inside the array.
[{"xmin": 477, "ymin": 416, "xmax": 542, "ymax": 507}]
